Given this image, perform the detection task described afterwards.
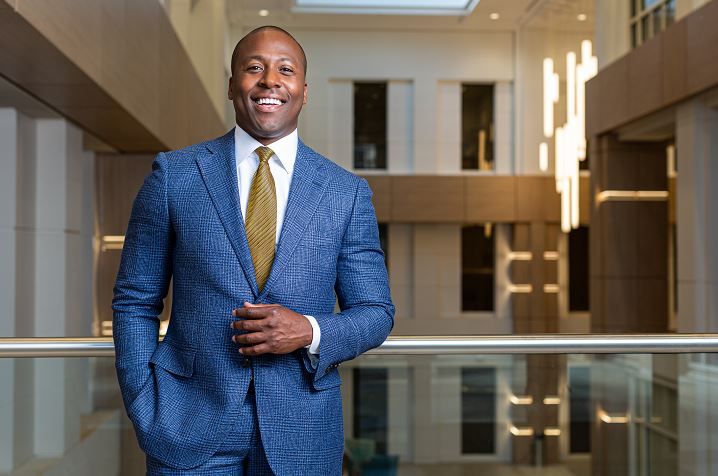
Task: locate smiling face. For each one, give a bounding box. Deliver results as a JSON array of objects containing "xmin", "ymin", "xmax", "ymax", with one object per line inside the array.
[{"xmin": 228, "ymin": 29, "xmax": 308, "ymax": 145}]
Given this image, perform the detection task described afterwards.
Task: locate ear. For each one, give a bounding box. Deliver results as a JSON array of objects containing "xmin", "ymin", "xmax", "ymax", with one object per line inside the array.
[
  {"xmin": 302, "ymin": 83, "xmax": 308, "ymax": 105},
  {"xmin": 227, "ymin": 77, "xmax": 234, "ymax": 100}
]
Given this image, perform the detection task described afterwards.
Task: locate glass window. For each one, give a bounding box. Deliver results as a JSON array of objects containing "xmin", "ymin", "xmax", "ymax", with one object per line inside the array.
[
  {"xmin": 461, "ymin": 84, "xmax": 494, "ymax": 170},
  {"xmin": 461, "ymin": 367, "xmax": 496, "ymax": 454},
  {"xmin": 354, "ymin": 82, "xmax": 387, "ymax": 170},
  {"xmin": 653, "ymin": 6, "xmax": 664, "ymax": 34},
  {"xmin": 569, "ymin": 226, "xmax": 590, "ymax": 312},
  {"xmin": 462, "ymin": 224, "xmax": 495, "ymax": 311},
  {"xmin": 666, "ymin": 0, "xmax": 676, "ymax": 25},
  {"xmin": 631, "ymin": 0, "xmax": 674, "ymax": 48},
  {"xmin": 353, "ymin": 368, "xmax": 389, "ymax": 454},
  {"xmin": 641, "ymin": 14, "xmax": 651, "ymax": 42},
  {"xmin": 569, "ymin": 366, "xmax": 591, "ymax": 453}
]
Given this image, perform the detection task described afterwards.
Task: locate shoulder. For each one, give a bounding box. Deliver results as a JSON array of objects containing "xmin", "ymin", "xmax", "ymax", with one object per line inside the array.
[
  {"xmin": 298, "ymin": 140, "xmax": 366, "ymax": 191},
  {"xmin": 158, "ymin": 130, "xmax": 233, "ymax": 169}
]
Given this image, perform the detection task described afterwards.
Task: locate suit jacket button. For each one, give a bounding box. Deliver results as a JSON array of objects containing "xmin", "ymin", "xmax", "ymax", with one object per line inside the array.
[{"xmin": 241, "ymin": 358, "xmax": 251, "ymax": 368}]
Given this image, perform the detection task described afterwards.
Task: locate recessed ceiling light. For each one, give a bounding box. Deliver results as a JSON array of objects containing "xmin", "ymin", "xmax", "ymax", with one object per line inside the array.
[
  {"xmin": 489, "ymin": 12, "xmax": 500, "ymax": 20},
  {"xmin": 259, "ymin": 9, "xmax": 269, "ymax": 17},
  {"xmin": 577, "ymin": 13, "xmax": 587, "ymax": 21}
]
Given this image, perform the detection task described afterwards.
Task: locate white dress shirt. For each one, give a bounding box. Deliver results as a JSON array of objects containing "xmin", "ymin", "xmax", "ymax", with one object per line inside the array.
[{"xmin": 234, "ymin": 126, "xmax": 320, "ymax": 355}]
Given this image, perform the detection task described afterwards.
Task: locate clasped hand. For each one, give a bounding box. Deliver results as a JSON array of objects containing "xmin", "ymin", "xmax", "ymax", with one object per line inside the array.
[{"xmin": 230, "ymin": 302, "xmax": 313, "ymax": 355}]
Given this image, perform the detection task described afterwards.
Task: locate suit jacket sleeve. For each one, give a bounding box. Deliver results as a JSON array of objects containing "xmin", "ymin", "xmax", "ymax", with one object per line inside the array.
[
  {"xmin": 112, "ymin": 153, "xmax": 173, "ymax": 408},
  {"xmin": 303, "ymin": 177, "xmax": 395, "ymax": 382}
]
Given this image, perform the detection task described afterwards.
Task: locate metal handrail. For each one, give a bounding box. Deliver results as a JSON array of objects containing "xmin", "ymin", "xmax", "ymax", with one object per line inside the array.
[{"xmin": 2, "ymin": 334, "xmax": 718, "ymax": 357}]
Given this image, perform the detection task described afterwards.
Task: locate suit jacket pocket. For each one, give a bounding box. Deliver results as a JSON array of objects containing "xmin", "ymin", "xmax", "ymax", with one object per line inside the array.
[
  {"xmin": 312, "ymin": 367, "xmax": 342, "ymax": 391},
  {"xmin": 150, "ymin": 341, "xmax": 196, "ymax": 378},
  {"xmin": 127, "ymin": 343, "xmax": 197, "ymax": 429}
]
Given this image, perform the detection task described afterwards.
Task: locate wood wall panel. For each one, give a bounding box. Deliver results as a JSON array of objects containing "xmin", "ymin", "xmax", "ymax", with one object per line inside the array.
[
  {"xmin": 0, "ymin": 0, "xmax": 224, "ymax": 152},
  {"xmin": 391, "ymin": 176, "xmax": 465, "ymax": 222},
  {"xmin": 362, "ymin": 175, "xmax": 596, "ymax": 225},
  {"xmin": 587, "ymin": 0, "xmax": 718, "ymax": 136},
  {"xmin": 464, "ymin": 176, "xmax": 515, "ymax": 222},
  {"xmin": 363, "ymin": 176, "xmax": 391, "ymax": 222}
]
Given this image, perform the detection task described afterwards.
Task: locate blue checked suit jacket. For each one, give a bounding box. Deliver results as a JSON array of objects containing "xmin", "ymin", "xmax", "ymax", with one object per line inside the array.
[{"xmin": 112, "ymin": 130, "xmax": 394, "ymax": 474}]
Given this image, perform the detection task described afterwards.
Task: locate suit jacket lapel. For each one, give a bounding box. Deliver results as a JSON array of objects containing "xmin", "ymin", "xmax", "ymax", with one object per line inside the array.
[
  {"xmin": 196, "ymin": 130, "xmax": 259, "ymax": 298},
  {"xmin": 259, "ymin": 140, "xmax": 329, "ymax": 299}
]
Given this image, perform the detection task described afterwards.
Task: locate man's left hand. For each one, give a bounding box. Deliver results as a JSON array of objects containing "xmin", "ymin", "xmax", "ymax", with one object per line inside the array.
[{"xmin": 231, "ymin": 302, "xmax": 313, "ymax": 355}]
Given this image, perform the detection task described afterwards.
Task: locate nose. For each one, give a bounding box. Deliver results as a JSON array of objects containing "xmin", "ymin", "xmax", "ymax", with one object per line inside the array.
[{"xmin": 259, "ymin": 68, "xmax": 280, "ymax": 89}]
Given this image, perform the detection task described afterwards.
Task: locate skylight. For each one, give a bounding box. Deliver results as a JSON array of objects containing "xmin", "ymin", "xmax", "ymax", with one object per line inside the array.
[{"xmin": 293, "ymin": 0, "xmax": 481, "ymax": 16}]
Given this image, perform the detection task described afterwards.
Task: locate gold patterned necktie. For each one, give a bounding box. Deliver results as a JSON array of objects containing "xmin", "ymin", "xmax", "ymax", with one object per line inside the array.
[{"xmin": 245, "ymin": 146, "xmax": 277, "ymax": 291}]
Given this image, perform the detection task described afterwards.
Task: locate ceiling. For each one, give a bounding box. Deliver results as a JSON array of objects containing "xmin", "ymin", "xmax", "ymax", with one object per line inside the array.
[{"xmin": 227, "ymin": 0, "xmax": 595, "ymax": 33}]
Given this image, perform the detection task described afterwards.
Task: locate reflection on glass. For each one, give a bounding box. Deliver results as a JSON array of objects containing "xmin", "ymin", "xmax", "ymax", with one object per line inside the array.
[
  {"xmin": 569, "ymin": 365, "xmax": 591, "ymax": 453},
  {"xmin": 5, "ymin": 352, "xmax": 718, "ymax": 474},
  {"xmin": 354, "ymin": 82, "xmax": 387, "ymax": 170},
  {"xmin": 461, "ymin": 367, "xmax": 496, "ymax": 454},
  {"xmin": 461, "ymin": 84, "xmax": 494, "ymax": 170}
]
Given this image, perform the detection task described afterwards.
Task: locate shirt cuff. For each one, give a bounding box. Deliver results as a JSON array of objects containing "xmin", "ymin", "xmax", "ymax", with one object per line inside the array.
[{"xmin": 303, "ymin": 315, "xmax": 321, "ymax": 355}]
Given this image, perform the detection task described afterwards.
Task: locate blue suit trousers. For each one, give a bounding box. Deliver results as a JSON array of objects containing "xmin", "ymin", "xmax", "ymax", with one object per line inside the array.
[{"xmin": 146, "ymin": 383, "xmax": 274, "ymax": 475}]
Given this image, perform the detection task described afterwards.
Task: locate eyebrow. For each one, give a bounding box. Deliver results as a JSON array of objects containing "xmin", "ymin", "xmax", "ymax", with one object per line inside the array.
[{"xmin": 244, "ymin": 55, "xmax": 297, "ymax": 64}]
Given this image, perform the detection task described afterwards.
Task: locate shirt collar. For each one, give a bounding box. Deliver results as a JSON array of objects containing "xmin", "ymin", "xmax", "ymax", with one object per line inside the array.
[{"xmin": 234, "ymin": 125, "xmax": 298, "ymax": 176}]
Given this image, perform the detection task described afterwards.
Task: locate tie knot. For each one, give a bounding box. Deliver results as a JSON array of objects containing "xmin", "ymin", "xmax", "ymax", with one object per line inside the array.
[{"xmin": 255, "ymin": 146, "xmax": 274, "ymax": 164}]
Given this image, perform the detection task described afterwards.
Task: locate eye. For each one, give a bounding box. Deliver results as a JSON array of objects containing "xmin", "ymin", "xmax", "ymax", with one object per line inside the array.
[
  {"xmin": 247, "ymin": 64, "xmax": 263, "ymax": 72},
  {"xmin": 280, "ymin": 66, "xmax": 295, "ymax": 74}
]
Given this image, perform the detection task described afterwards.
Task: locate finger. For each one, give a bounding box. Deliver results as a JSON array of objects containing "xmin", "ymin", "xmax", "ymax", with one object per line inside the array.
[
  {"xmin": 233, "ymin": 332, "xmax": 267, "ymax": 345},
  {"xmin": 236, "ymin": 306, "xmax": 275, "ymax": 319},
  {"xmin": 240, "ymin": 343, "xmax": 271, "ymax": 356},
  {"xmin": 231, "ymin": 319, "xmax": 265, "ymax": 332},
  {"xmin": 232, "ymin": 304, "xmax": 274, "ymax": 318},
  {"xmin": 243, "ymin": 302, "xmax": 275, "ymax": 308}
]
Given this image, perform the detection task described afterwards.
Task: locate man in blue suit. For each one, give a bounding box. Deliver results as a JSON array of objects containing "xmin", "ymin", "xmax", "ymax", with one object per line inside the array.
[{"xmin": 113, "ymin": 25, "xmax": 394, "ymax": 475}]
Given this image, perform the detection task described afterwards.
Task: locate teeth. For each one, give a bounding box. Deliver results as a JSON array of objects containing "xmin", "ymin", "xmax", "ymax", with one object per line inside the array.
[{"xmin": 256, "ymin": 98, "xmax": 282, "ymax": 105}]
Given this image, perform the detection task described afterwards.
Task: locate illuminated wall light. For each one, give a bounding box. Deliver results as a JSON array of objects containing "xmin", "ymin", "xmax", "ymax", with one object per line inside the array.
[
  {"xmin": 508, "ymin": 284, "xmax": 533, "ymax": 294},
  {"xmin": 543, "ymin": 251, "xmax": 559, "ymax": 261},
  {"xmin": 599, "ymin": 410, "xmax": 629, "ymax": 424},
  {"xmin": 510, "ymin": 426, "xmax": 534, "ymax": 436},
  {"xmin": 543, "ymin": 396, "xmax": 561, "ymax": 405},
  {"xmin": 539, "ymin": 142, "xmax": 549, "ymax": 172},
  {"xmin": 509, "ymin": 395, "xmax": 534, "ymax": 405},
  {"xmin": 507, "ymin": 251, "xmax": 533, "ymax": 261},
  {"xmin": 489, "ymin": 12, "xmax": 500, "ymax": 20},
  {"xmin": 543, "ymin": 284, "xmax": 560, "ymax": 294},
  {"xmin": 102, "ymin": 235, "xmax": 125, "ymax": 251},
  {"xmin": 577, "ymin": 13, "xmax": 587, "ymax": 21},
  {"xmin": 544, "ymin": 427, "xmax": 561, "ymax": 436},
  {"xmin": 596, "ymin": 190, "xmax": 669, "ymax": 203},
  {"xmin": 667, "ymin": 144, "xmax": 676, "ymax": 177},
  {"xmin": 258, "ymin": 9, "xmax": 269, "ymax": 16},
  {"xmin": 483, "ymin": 223, "xmax": 493, "ymax": 238}
]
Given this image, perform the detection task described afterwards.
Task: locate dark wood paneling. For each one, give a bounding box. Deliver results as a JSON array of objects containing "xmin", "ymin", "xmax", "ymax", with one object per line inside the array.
[
  {"xmin": 587, "ymin": 1, "xmax": 718, "ymax": 136},
  {"xmin": 360, "ymin": 175, "xmax": 592, "ymax": 224}
]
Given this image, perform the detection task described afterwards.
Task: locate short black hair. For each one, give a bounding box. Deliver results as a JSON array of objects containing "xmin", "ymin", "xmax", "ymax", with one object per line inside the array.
[{"xmin": 230, "ymin": 25, "xmax": 307, "ymax": 76}]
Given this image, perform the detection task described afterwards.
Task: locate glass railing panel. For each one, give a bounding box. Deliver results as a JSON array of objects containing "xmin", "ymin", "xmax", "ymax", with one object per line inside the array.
[
  {"xmin": 0, "ymin": 357, "xmax": 144, "ymax": 476},
  {"xmin": 340, "ymin": 353, "xmax": 712, "ymax": 476},
  {"xmin": 1, "ymin": 348, "xmax": 717, "ymax": 475}
]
